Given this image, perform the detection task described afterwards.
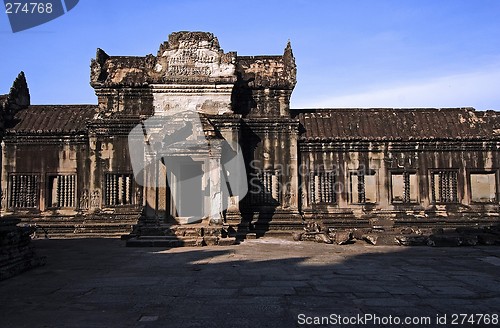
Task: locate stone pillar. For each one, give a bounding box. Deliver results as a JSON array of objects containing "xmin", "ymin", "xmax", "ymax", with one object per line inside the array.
[
  {"xmin": 288, "ymin": 126, "xmax": 300, "ymax": 211},
  {"xmin": 376, "ymin": 149, "xmax": 390, "ymax": 209},
  {"xmin": 156, "ymin": 161, "xmax": 167, "ymax": 220},
  {"xmin": 0, "ymin": 141, "xmax": 8, "ymax": 214},
  {"xmin": 144, "ymin": 153, "xmax": 158, "ymax": 220},
  {"xmin": 87, "ymin": 135, "xmax": 102, "ymax": 213},
  {"xmin": 218, "ymin": 122, "xmax": 243, "ymax": 226},
  {"xmin": 208, "ymin": 143, "xmax": 222, "ymax": 225}
]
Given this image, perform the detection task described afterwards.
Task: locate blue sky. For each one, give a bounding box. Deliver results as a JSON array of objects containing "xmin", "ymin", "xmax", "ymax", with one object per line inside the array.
[{"xmin": 1, "ymin": 0, "xmax": 500, "ymax": 109}]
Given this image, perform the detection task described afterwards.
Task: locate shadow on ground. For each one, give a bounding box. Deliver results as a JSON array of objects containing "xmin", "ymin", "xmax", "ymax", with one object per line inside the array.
[{"xmin": 0, "ymin": 238, "xmax": 499, "ymax": 328}]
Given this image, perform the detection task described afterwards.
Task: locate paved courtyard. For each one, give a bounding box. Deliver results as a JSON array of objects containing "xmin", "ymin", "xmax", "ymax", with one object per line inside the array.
[{"xmin": 1, "ymin": 238, "xmax": 499, "ymax": 328}]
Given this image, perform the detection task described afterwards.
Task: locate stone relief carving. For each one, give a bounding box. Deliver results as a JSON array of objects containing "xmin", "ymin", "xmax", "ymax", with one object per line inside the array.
[
  {"xmin": 80, "ymin": 189, "xmax": 89, "ymax": 210},
  {"xmin": 90, "ymin": 189, "xmax": 101, "ymax": 208},
  {"xmin": 283, "ymin": 185, "xmax": 291, "ymax": 209},
  {"xmin": 1, "ymin": 188, "xmax": 6, "ymax": 209},
  {"xmin": 156, "ymin": 31, "xmax": 236, "ymax": 80},
  {"xmin": 135, "ymin": 188, "xmax": 143, "ymax": 206}
]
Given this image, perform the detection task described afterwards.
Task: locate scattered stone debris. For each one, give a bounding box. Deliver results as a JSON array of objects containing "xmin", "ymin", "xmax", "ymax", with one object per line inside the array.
[
  {"xmin": 426, "ymin": 226, "xmax": 500, "ymax": 247},
  {"xmin": 395, "ymin": 235, "xmax": 429, "ymax": 246},
  {"xmin": 334, "ymin": 231, "xmax": 352, "ymax": 245},
  {"xmin": 293, "ymin": 221, "xmax": 353, "ymax": 245},
  {"xmin": 293, "ymin": 221, "xmax": 500, "ymax": 247}
]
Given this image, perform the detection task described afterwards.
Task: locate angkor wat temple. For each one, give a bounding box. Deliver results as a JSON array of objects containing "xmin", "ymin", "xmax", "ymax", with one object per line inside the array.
[{"xmin": 1, "ymin": 31, "xmax": 500, "ymax": 248}]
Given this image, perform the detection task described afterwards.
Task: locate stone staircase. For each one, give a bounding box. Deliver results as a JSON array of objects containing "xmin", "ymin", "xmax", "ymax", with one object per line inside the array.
[
  {"xmin": 125, "ymin": 222, "xmax": 237, "ymax": 247},
  {"xmin": 1, "ymin": 218, "xmax": 45, "ymax": 280},
  {"xmin": 17, "ymin": 213, "xmax": 139, "ymax": 239}
]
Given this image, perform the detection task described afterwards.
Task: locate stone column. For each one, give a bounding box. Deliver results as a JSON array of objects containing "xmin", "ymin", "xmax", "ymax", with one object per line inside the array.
[
  {"xmin": 87, "ymin": 135, "xmax": 104, "ymax": 213},
  {"xmin": 218, "ymin": 122, "xmax": 243, "ymax": 225},
  {"xmin": 156, "ymin": 161, "xmax": 168, "ymax": 220},
  {"xmin": 208, "ymin": 142, "xmax": 222, "ymax": 225},
  {"xmin": 0, "ymin": 141, "xmax": 7, "ymax": 214},
  {"xmin": 288, "ymin": 126, "xmax": 300, "ymax": 211},
  {"xmin": 144, "ymin": 153, "xmax": 158, "ymax": 220}
]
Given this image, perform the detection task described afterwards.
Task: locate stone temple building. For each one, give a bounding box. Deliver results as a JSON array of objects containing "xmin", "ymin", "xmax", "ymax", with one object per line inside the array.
[{"xmin": 1, "ymin": 31, "xmax": 500, "ymax": 246}]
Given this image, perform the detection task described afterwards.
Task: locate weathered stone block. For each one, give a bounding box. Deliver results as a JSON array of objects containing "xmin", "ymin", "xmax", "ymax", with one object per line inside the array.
[
  {"xmin": 352, "ymin": 228, "xmax": 371, "ymax": 240},
  {"xmin": 245, "ymin": 233, "xmax": 257, "ymax": 240},
  {"xmin": 431, "ymin": 228, "xmax": 444, "ymax": 235},
  {"xmin": 174, "ymin": 229, "xmax": 186, "ymax": 237},
  {"xmin": 0, "ymin": 221, "xmax": 44, "ymax": 280},
  {"xmin": 334, "ymin": 231, "xmax": 352, "ymax": 245},
  {"xmin": 203, "ymin": 236, "xmax": 218, "ymax": 246},
  {"xmin": 363, "ymin": 234, "xmax": 398, "ymax": 246},
  {"xmin": 292, "ymin": 232, "xmax": 303, "ymax": 241},
  {"xmin": 181, "ymin": 239, "xmax": 198, "ymax": 247},
  {"xmin": 477, "ymin": 233, "xmax": 500, "ymax": 245},
  {"xmin": 203, "ymin": 228, "xmax": 221, "ymax": 237},
  {"xmin": 300, "ymin": 234, "xmax": 316, "ymax": 242},
  {"xmin": 395, "ymin": 235, "xmax": 428, "ymax": 246},
  {"xmin": 459, "ymin": 234, "xmax": 478, "ymax": 246},
  {"xmin": 370, "ymin": 218, "xmax": 394, "ymax": 229},
  {"xmin": 218, "ymin": 238, "xmax": 236, "ymax": 246},
  {"xmin": 314, "ymin": 233, "xmax": 332, "ymax": 244},
  {"xmin": 399, "ymin": 227, "xmax": 414, "ymax": 235},
  {"xmin": 484, "ymin": 226, "xmax": 500, "ymax": 236},
  {"xmin": 184, "ymin": 229, "xmax": 202, "ymax": 237},
  {"xmin": 428, "ymin": 234, "xmax": 461, "ymax": 247},
  {"xmin": 456, "ymin": 227, "xmax": 480, "ymax": 234},
  {"xmin": 363, "ymin": 234, "xmax": 378, "ymax": 245}
]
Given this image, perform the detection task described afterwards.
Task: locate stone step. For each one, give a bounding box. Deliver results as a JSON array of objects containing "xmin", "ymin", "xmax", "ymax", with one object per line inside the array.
[
  {"xmin": 234, "ymin": 230, "xmax": 299, "ymax": 242},
  {"xmin": 249, "ymin": 230, "xmax": 297, "ymax": 239},
  {"xmin": 26, "ymin": 223, "xmax": 134, "ymax": 239},
  {"xmin": 126, "ymin": 235, "xmax": 237, "ymax": 247},
  {"xmin": 15, "ymin": 215, "xmax": 139, "ymax": 239},
  {"xmin": 136, "ymin": 235, "xmax": 179, "ymax": 240},
  {"xmin": 0, "ymin": 256, "xmax": 45, "ymax": 281},
  {"xmin": 37, "ymin": 232, "xmax": 126, "ymax": 239},
  {"xmin": 126, "ymin": 237, "xmax": 201, "ymax": 247}
]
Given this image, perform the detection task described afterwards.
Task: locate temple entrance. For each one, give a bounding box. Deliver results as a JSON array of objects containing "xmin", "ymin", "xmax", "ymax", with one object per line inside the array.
[
  {"xmin": 175, "ymin": 161, "xmax": 204, "ymax": 218},
  {"xmin": 160, "ymin": 157, "xmax": 205, "ymax": 224}
]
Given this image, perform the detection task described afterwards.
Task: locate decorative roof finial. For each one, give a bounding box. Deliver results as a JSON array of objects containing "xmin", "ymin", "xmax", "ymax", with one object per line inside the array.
[
  {"xmin": 7, "ymin": 71, "xmax": 30, "ymax": 110},
  {"xmin": 284, "ymin": 39, "xmax": 294, "ymax": 62}
]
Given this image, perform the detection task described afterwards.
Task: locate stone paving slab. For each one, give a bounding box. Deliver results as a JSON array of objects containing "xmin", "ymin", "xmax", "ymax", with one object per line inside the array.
[{"xmin": 0, "ymin": 238, "xmax": 499, "ymax": 327}]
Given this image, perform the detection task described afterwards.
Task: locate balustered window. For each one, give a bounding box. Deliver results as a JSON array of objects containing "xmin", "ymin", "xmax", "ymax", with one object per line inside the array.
[
  {"xmin": 105, "ymin": 173, "xmax": 134, "ymax": 206},
  {"xmin": 310, "ymin": 171, "xmax": 336, "ymax": 204},
  {"xmin": 47, "ymin": 174, "xmax": 76, "ymax": 208},
  {"xmin": 250, "ymin": 170, "xmax": 281, "ymax": 205},
  {"xmin": 391, "ymin": 171, "xmax": 418, "ymax": 203},
  {"xmin": 8, "ymin": 174, "xmax": 40, "ymax": 209},
  {"xmin": 431, "ymin": 170, "xmax": 458, "ymax": 203}
]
